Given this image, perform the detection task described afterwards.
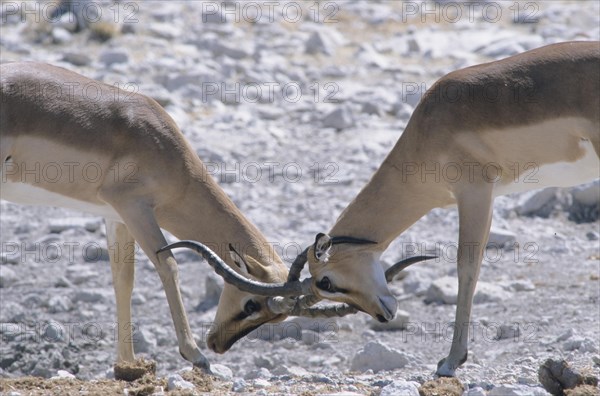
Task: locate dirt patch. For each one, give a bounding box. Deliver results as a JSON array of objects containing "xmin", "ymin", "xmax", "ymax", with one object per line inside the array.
[
  {"xmin": 180, "ymin": 368, "xmax": 213, "ymax": 392},
  {"xmin": 419, "ymin": 377, "xmax": 465, "ymax": 396},
  {"xmin": 127, "ymin": 383, "xmax": 161, "ymax": 396},
  {"xmin": 0, "ymin": 361, "xmax": 214, "ymax": 395},
  {"xmin": 124, "ymin": 371, "xmax": 167, "ymax": 396},
  {"xmin": 538, "ymin": 358, "xmax": 599, "ymax": 396},
  {"xmin": 0, "ymin": 372, "xmax": 182, "ymax": 396},
  {"xmin": 0, "ymin": 377, "xmax": 124, "ymax": 396},
  {"xmin": 114, "ymin": 358, "xmax": 156, "ymax": 382},
  {"xmin": 565, "ymin": 385, "xmax": 600, "ymax": 396}
]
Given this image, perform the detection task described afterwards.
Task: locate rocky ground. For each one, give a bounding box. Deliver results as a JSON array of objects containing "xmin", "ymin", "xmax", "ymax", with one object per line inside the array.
[{"xmin": 0, "ymin": 1, "xmax": 599, "ymax": 395}]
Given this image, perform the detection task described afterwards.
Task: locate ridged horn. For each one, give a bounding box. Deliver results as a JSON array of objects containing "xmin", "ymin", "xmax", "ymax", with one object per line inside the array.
[
  {"xmin": 385, "ymin": 255, "xmax": 437, "ymax": 282},
  {"xmin": 157, "ymin": 240, "xmax": 312, "ymax": 297}
]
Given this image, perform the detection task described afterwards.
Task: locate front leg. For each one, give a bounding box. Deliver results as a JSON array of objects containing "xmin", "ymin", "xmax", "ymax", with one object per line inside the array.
[
  {"xmin": 105, "ymin": 198, "xmax": 210, "ymax": 371},
  {"xmin": 436, "ymin": 182, "xmax": 493, "ymax": 377}
]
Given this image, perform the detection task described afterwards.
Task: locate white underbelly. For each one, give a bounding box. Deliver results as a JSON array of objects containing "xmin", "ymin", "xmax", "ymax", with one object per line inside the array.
[
  {"xmin": 493, "ymin": 139, "xmax": 600, "ymax": 197},
  {"xmin": 0, "ymin": 181, "xmax": 122, "ymax": 221}
]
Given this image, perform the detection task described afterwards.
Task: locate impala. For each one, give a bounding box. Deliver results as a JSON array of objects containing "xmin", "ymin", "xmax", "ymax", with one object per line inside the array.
[
  {"xmin": 215, "ymin": 41, "xmax": 600, "ymax": 377},
  {"xmin": 0, "ymin": 61, "xmax": 297, "ymax": 370},
  {"xmin": 313, "ymin": 41, "xmax": 599, "ymax": 376}
]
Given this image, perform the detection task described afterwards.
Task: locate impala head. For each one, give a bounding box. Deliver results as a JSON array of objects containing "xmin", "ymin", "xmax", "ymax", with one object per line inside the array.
[
  {"xmin": 207, "ymin": 247, "xmax": 288, "ymax": 353},
  {"xmin": 306, "ymin": 233, "xmax": 398, "ymax": 323},
  {"xmin": 157, "ymin": 241, "xmax": 294, "ymax": 354}
]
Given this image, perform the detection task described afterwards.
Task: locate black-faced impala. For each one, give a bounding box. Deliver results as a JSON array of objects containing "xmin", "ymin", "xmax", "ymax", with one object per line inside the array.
[
  {"xmin": 215, "ymin": 41, "xmax": 600, "ymax": 377},
  {"xmin": 309, "ymin": 41, "xmax": 599, "ymax": 376},
  {"xmin": 0, "ymin": 62, "xmax": 294, "ymax": 370}
]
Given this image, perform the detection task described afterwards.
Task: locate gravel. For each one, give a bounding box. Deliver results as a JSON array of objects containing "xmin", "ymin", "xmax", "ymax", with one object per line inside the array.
[
  {"xmin": 167, "ymin": 373, "xmax": 194, "ymax": 390},
  {"xmin": 380, "ymin": 380, "xmax": 420, "ymax": 396},
  {"xmin": 0, "ymin": 1, "xmax": 598, "ymax": 394},
  {"xmin": 350, "ymin": 341, "xmax": 411, "ymax": 373}
]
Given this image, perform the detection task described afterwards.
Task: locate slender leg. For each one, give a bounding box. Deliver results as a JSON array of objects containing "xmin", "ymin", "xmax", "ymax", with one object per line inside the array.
[
  {"xmin": 105, "ymin": 200, "xmax": 209, "ymax": 370},
  {"xmin": 106, "ymin": 220, "xmax": 136, "ymax": 363},
  {"xmin": 436, "ymin": 182, "xmax": 494, "ymax": 377}
]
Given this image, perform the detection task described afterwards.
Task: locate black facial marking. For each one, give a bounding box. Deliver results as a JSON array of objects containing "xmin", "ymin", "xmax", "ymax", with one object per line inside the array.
[
  {"xmin": 234, "ymin": 300, "xmax": 261, "ymax": 322},
  {"xmin": 316, "ymin": 277, "xmax": 349, "ymax": 294},
  {"xmin": 223, "ymin": 322, "xmax": 263, "ymax": 351},
  {"xmin": 234, "ymin": 311, "xmax": 249, "ymax": 321},
  {"xmin": 223, "ymin": 313, "xmax": 284, "ymax": 351},
  {"xmin": 330, "ymin": 236, "xmax": 377, "ymax": 245},
  {"xmin": 316, "ymin": 277, "xmax": 333, "ymax": 292},
  {"xmin": 244, "ymin": 300, "xmax": 260, "ymax": 315}
]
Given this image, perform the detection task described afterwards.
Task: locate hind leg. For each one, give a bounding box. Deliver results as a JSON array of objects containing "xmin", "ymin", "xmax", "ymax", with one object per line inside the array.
[{"xmin": 106, "ymin": 220, "xmax": 136, "ymax": 363}]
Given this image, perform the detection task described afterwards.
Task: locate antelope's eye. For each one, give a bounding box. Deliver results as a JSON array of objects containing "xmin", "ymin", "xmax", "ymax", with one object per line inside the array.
[
  {"xmin": 316, "ymin": 277, "xmax": 334, "ymax": 292},
  {"xmin": 244, "ymin": 300, "xmax": 260, "ymax": 315}
]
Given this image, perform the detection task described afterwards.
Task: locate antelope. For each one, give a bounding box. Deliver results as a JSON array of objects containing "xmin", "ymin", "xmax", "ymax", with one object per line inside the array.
[
  {"xmin": 0, "ymin": 61, "xmax": 296, "ymax": 370},
  {"xmin": 0, "ymin": 61, "xmax": 436, "ymax": 372},
  {"xmin": 309, "ymin": 41, "xmax": 600, "ymax": 377},
  {"xmin": 206, "ymin": 41, "xmax": 600, "ymax": 377}
]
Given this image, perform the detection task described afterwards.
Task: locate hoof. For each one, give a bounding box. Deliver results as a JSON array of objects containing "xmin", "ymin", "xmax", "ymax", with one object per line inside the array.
[
  {"xmin": 193, "ymin": 356, "xmax": 211, "ymax": 372},
  {"xmin": 436, "ymin": 358, "xmax": 456, "ymax": 377},
  {"xmin": 436, "ymin": 350, "xmax": 467, "ymax": 377},
  {"xmin": 181, "ymin": 348, "xmax": 211, "ymax": 372}
]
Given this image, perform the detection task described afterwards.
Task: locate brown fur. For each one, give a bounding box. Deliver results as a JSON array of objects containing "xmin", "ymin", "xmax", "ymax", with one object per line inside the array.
[
  {"xmin": 309, "ymin": 41, "xmax": 599, "ymax": 377},
  {"xmin": 0, "ymin": 62, "xmax": 288, "ymax": 364}
]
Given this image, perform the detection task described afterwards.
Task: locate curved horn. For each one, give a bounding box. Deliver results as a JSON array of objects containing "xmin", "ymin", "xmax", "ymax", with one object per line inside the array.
[
  {"xmin": 287, "ymin": 247, "xmax": 309, "ymax": 282},
  {"xmin": 290, "ymin": 294, "xmax": 322, "ymax": 312},
  {"xmin": 278, "ymin": 291, "xmax": 356, "ymax": 318},
  {"xmin": 290, "ymin": 294, "xmax": 413, "ymax": 318},
  {"xmin": 290, "ymin": 303, "xmax": 359, "ymax": 318},
  {"xmin": 385, "ymin": 255, "xmax": 437, "ymax": 282},
  {"xmin": 266, "ymin": 294, "xmax": 321, "ymax": 316},
  {"xmin": 157, "ymin": 241, "xmax": 312, "ymax": 297}
]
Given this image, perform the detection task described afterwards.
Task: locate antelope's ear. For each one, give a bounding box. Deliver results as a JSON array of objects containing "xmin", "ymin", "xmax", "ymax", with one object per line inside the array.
[
  {"xmin": 313, "ymin": 233, "xmax": 332, "ymax": 263},
  {"xmin": 229, "ymin": 244, "xmax": 249, "ymax": 275}
]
